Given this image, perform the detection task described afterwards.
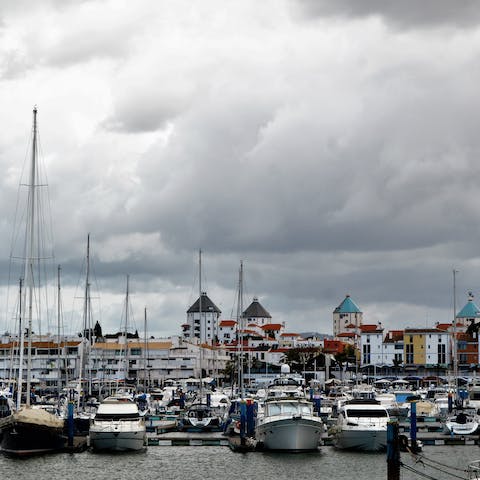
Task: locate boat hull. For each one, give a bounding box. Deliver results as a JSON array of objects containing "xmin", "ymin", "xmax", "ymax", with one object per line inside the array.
[
  {"xmin": 0, "ymin": 418, "xmax": 66, "ymax": 456},
  {"xmin": 89, "ymin": 429, "xmax": 146, "ymax": 452},
  {"xmin": 334, "ymin": 428, "xmax": 387, "ymax": 452},
  {"xmin": 255, "ymin": 417, "xmax": 323, "ymax": 451}
]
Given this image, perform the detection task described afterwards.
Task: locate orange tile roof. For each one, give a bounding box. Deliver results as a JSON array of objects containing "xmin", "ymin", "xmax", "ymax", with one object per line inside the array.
[
  {"xmin": 261, "ymin": 324, "xmax": 282, "ymax": 331},
  {"xmin": 219, "ymin": 320, "xmax": 237, "ymax": 327},
  {"xmin": 360, "ymin": 324, "xmax": 382, "ymax": 332}
]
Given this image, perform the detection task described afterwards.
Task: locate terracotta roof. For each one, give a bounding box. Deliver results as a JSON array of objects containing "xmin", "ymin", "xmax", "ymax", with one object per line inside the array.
[
  {"xmin": 219, "ymin": 320, "xmax": 237, "ymax": 327},
  {"xmin": 93, "ymin": 341, "xmax": 172, "ymax": 350},
  {"xmin": 280, "ymin": 333, "xmax": 300, "ymax": 337},
  {"xmin": 383, "ymin": 330, "xmax": 404, "ymax": 343},
  {"xmin": 404, "ymin": 328, "xmax": 442, "ymax": 333},
  {"xmin": 436, "ymin": 323, "xmax": 451, "ymax": 331},
  {"xmin": 345, "ymin": 323, "xmax": 357, "ymax": 328},
  {"xmin": 261, "ymin": 324, "xmax": 282, "ymax": 331},
  {"xmin": 337, "ymin": 332, "xmax": 355, "ymax": 338},
  {"xmin": 0, "ymin": 340, "xmax": 81, "ymax": 348},
  {"xmin": 360, "ymin": 325, "xmax": 383, "ymax": 333}
]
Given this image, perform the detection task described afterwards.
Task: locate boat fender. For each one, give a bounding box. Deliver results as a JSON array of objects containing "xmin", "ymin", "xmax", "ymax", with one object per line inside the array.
[{"xmin": 399, "ymin": 434, "xmax": 409, "ymax": 451}]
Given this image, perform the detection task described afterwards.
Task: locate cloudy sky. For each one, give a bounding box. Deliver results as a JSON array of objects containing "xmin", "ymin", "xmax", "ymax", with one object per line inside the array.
[{"xmin": 1, "ymin": 0, "xmax": 480, "ymax": 339}]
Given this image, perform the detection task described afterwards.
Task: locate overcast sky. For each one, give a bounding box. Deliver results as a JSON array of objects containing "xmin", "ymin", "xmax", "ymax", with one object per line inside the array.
[{"xmin": 1, "ymin": 0, "xmax": 480, "ymax": 339}]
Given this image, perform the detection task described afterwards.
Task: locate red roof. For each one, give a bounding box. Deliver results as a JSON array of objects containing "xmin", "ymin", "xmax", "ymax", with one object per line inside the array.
[
  {"xmin": 261, "ymin": 324, "xmax": 282, "ymax": 331},
  {"xmin": 280, "ymin": 333, "xmax": 300, "ymax": 337},
  {"xmin": 345, "ymin": 323, "xmax": 357, "ymax": 329},
  {"xmin": 360, "ymin": 324, "xmax": 382, "ymax": 333},
  {"xmin": 337, "ymin": 332, "xmax": 355, "ymax": 338},
  {"xmin": 219, "ymin": 320, "xmax": 237, "ymax": 327}
]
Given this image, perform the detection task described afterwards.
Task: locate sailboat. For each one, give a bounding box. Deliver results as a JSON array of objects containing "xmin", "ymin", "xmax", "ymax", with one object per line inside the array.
[
  {"xmin": 178, "ymin": 250, "xmax": 227, "ymax": 432},
  {"xmin": 0, "ymin": 107, "xmax": 66, "ymax": 456}
]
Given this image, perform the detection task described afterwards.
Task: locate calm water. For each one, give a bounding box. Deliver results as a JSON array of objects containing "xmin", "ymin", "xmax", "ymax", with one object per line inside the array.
[{"xmin": 0, "ymin": 445, "xmax": 479, "ymax": 480}]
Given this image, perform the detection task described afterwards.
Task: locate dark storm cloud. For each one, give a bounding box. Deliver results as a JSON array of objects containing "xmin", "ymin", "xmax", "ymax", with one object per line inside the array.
[
  {"xmin": 3, "ymin": 0, "xmax": 480, "ymax": 335},
  {"xmin": 294, "ymin": 0, "xmax": 480, "ymax": 29}
]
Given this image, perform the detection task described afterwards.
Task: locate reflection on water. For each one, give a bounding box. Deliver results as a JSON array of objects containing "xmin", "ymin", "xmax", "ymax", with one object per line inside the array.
[{"xmin": 0, "ymin": 445, "xmax": 478, "ymax": 480}]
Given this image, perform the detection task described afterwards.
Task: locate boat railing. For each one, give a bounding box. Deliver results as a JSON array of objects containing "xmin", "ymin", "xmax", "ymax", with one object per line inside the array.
[{"xmin": 468, "ymin": 460, "xmax": 480, "ymax": 479}]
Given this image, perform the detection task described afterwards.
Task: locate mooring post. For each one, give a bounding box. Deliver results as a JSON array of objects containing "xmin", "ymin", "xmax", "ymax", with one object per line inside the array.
[
  {"xmin": 410, "ymin": 399, "xmax": 418, "ymax": 453},
  {"xmin": 67, "ymin": 400, "xmax": 74, "ymax": 447},
  {"xmin": 246, "ymin": 400, "xmax": 255, "ymax": 437},
  {"xmin": 387, "ymin": 421, "xmax": 400, "ymax": 480},
  {"xmin": 240, "ymin": 400, "xmax": 247, "ymax": 446}
]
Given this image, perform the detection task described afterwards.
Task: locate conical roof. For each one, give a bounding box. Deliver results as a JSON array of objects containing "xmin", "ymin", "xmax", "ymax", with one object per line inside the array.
[
  {"xmin": 334, "ymin": 294, "xmax": 362, "ymax": 314},
  {"xmin": 243, "ymin": 297, "xmax": 271, "ymax": 318},
  {"xmin": 187, "ymin": 292, "xmax": 221, "ymax": 314},
  {"xmin": 457, "ymin": 296, "xmax": 480, "ymax": 318}
]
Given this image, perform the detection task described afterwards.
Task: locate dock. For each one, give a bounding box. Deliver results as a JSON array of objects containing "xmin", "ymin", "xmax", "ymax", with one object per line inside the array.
[
  {"xmin": 146, "ymin": 427, "xmax": 480, "ymax": 448},
  {"xmin": 147, "ymin": 431, "xmax": 230, "ymax": 447}
]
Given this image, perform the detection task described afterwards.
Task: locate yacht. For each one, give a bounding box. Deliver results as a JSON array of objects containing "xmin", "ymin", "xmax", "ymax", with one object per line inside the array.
[
  {"xmin": 332, "ymin": 398, "xmax": 389, "ymax": 451},
  {"xmin": 88, "ymin": 395, "xmax": 146, "ymax": 451},
  {"xmin": 255, "ymin": 365, "xmax": 324, "ymax": 451}
]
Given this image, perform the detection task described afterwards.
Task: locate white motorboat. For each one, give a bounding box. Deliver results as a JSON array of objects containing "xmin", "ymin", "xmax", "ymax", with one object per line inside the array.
[
  {"xmin": 89, "ymin": 395, "xmax": 146, "ymax": 451},
  {"xmin": 332, "ymin": 398, "xmax": 389, "ymax": 451},
  {"xmin": 255, "ymin": 365, "xmax": 324, "ymax": 451}
]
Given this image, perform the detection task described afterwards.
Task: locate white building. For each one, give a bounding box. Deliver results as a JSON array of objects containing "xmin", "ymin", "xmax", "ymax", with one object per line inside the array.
[
  {"xmin": 333, "ymin": 294, "xmax": 363, "ymax": 337},
  {"xmin": 182, "ymin": 292, "xmax": 221, "ymax": 344}
]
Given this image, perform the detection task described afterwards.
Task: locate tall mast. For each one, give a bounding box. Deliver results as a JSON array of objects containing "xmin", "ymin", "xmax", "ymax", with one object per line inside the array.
[
  {"xmin": 124, "ymin": 274, "xmax": 130, "ymax": 381},
  {"xmin": 198, "ymin": 249, "xmax": 203, "ymax": 398},
  {"xmin": 143, "ymin": 307, "xmax": 148, "ymax": 390},
  {"xmin": 57, "ymin": 265, "xmax": 62, "ymax": 402},
  {"xmin": 25, "ymin": 106, "xmax": 38, "ymax": 407},
  {"xmin": 77, "ymin": 234, "xmax": 92, "ymax": 409},
  {"xmin": 16, "ymin": 278, "xmax": 24, "ymax": 410},
  {"xmin": 237, "ymin": 261, "xmax": 244, "ymax": 399},
  {"xmin": 453, "ymin": 269, "xmax": 458, "ymax": 398}
]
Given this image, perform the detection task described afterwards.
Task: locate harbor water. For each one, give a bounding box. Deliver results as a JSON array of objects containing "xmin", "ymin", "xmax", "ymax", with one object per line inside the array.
[{"xmin": 1, "ymin": 445, "xmax": 479, "ymax": 480}]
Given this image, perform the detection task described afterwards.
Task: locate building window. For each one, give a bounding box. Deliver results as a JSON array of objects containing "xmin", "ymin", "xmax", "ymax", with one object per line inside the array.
[
  {"xmin": 438, "ymin": 343, "xmax": 446, "ymax": 364},
  {"xmin": 406, "ymin": 344, "xmax": 414, "ymax": 364}
]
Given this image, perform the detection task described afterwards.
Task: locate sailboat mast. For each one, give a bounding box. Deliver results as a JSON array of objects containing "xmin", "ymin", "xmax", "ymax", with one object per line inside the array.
[
  {"xmin": 124, "ymin": 274, "xmax": 130, "ymax": 382},
  {"xmin": 57, "ymin": 265, "xmax": 62, "ymax": 401},
  {"xmin": 237, "ymin": 261, "xmax": 244, "ymax": 399},
  {"xmin": 144, "ymin": 307, "xmax": 148, "ymax": 391},
  {"xmin": 16, "ymin": 278, "xmax": 24, "ymax": 410},
  {"xmin": 77, "ymin": 235, "xmax": 92, "ymax": 409},
  {"xmin": 453, "ymin": 269, "xmax": 458, "ymax": 398},
  {"xmin": 199, "ymin": 249, "xmax": 203, "ymax": 397},
  {"xmin": 25, "ymin": 106, "xmax": 38, "ymax": 408}
]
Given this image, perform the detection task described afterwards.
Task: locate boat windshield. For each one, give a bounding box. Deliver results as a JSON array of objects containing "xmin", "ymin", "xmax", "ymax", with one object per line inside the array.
[
  {"xmin": 346, "ymin": 409, "xmax": 388, "ymax": 418},
  {"xmin": 267, "ymin": 402, "xmax": 311, "ymax": 416},
  {"xmin": 95, "ymin": 412, "xmax": 140, "ymax": 420}
]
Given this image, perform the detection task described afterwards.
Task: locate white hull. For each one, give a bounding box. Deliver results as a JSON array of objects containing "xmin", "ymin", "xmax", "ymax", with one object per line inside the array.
[
  {"xmin": 444, "ymin": 421, "xmax": 479, "ymax": 435},
  {"xmin": 334, "ymin": 428, "xmax": 387, "ymax": 452},
  {"xmin": 256, "ymin": 416, "xmax": 323, "ymax": 451},
  {"xmin": 89, "ymin": 427, "xmax": 146, "ymax": 451}
]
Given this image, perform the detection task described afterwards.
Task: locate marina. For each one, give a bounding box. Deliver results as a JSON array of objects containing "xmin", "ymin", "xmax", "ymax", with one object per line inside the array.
[{"xmin": 1, "ymin": 444, "xmax": 480, "ymax": 480}]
